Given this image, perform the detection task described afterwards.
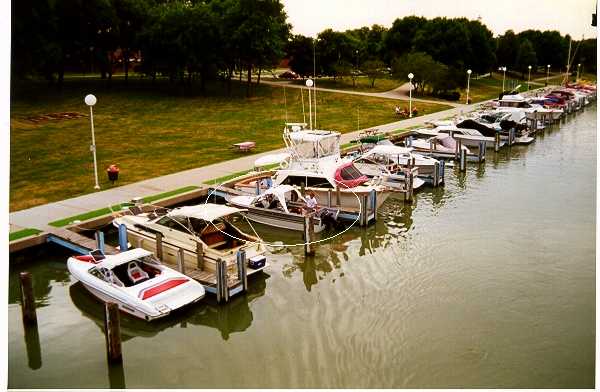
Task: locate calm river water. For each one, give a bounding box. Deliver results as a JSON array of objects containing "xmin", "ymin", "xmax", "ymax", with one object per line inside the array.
[{"xmin": 8, "ymin": 104, "xmax": 596, "ymax": 388}]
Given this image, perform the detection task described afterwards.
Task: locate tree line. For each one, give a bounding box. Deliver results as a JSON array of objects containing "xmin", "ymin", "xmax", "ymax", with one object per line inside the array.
[
  {"xmin": 12, "ymin": 2, "xmax": 596, "ymax": 97},
  {"xmin": 12, "ymin": 0, "xmax": 290, "ymax": 96}
]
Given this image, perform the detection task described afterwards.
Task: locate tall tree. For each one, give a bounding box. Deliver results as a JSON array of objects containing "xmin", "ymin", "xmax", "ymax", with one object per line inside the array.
[
  {"xmin": 496, "ymin": 30, "xmax": 519, "ymax": 69},
  {"xmin": 381, "ymin": 16, "xmax": 426, "ymax": 64},
  {"xmin": 515, "ymin": 38, "xmax": 537, "ymax": 77},
  {"xmin": 286, "ymin": 34, "xmax": 314, "ymax": 78}
]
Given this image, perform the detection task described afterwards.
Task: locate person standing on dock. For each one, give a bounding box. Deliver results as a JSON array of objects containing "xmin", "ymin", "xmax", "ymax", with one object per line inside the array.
[{"xmin": 303, "ymin": 191, "xmax": 318, "ymax": 214}]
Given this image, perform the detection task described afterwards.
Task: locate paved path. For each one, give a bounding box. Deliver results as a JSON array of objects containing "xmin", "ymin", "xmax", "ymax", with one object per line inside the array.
[
  {"xmin": 260, "ymin": 79, "xmax": 463, "ymax": 107},
  {"xmin": 9, "ymin": 85, "xmax": 551, "ymax": 233}
]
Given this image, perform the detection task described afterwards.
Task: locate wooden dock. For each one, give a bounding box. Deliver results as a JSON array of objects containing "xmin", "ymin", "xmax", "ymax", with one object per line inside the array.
[{"xmin": 46, "ymin": 227, "xmax": 118, "ymax": 255}]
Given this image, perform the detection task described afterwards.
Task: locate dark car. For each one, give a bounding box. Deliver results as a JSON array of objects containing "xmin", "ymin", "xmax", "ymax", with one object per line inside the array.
[{"xmin": 279, "ymin": 71, "xmax": 299, "ymax": 79}]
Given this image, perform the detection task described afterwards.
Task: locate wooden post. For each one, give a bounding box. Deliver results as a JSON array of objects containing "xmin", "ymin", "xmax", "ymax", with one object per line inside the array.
[
  {"xmin": 407, "ymin": 135, "xmax": 413, "ymax": 147},
  {"xmin": 439, "ymin": 160, "xmax": 445, "ymax": 185},
  {"xmin": 221, "ymin": 259, "xmax": 229, "ymax": 302},
  {"xmin": 104, "ymin": 302, "xmax": 122, "ymax": 363},
  {"xmin": 327, "ymin": 189, "xmax": 332, "ymax": 208},
  {"xmin": 430, "ymin": 139, "xmax": 434, "ymax": 155},
  {"xmin": 236, "ymin": 250, "xmax": 248, "ymax": 291},
  {"xmin": 303, "ymin": 213, "xmax": 315, "ymax": 255},
  {"xmin": 24, "ymin": 319, "xmax": 42, "ymax": 370},
  {"xmin": 118, "ymin": 224, "xmax": 128, "ymax": 252},
  {"xmin": 494, "ymin": 132, "xmax": 500, "ymax": 152},
  {"xmin": 255, "ymin": 179, "xmax": 260, "ymax": 195},
  {"xmin": 19, "ymin": 272, "xmax": 37, "ymax": 325},
  {"xmin": 459, "ymin": 148, "xmax": 467, "ymax": 171},
  {"xmin": 215, "ymin": 258, "xmax": 222, "ymax": 303},
  {"xmin": 478, "ymin": 141, "xmax": 485, "ymax": 162},
  {"xmin": 176, "ymin": 248, "xmax": 185, "ymax": 275},
  {"xmin": 370, "ymin": 189, "xmax": 377, "ymax": 222},
  {"xmin": 196, "ymin": 242, "xmax": 204, "ymax": 270},
  {"xmin": 155, "ymin": 232, "xmax": 163, "ymax": 260},
  {"xmin": 95, "ymin": 230, "xmax": 105, "ymax": 254},
  {"xmin": 300, "ymin": 181, "xmax": 305, "ymax": 196},
  {"xmin": 335, "ymin": 186, "xmax": 341, "ymax": 206},
  {"xmin": 362, "ymin": 194, "xmax": 369, "ymax": 226}
]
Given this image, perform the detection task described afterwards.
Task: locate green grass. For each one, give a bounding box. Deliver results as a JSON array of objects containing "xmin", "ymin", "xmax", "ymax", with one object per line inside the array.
[
  {"xmin": 47, "ymin": 185, "xmax": 201, "ymax": 227},
  {"xmin": 141, "ymin": 185, "xmax": 200, "ymax": 203},
  {"xmin": 9, "ymin": 228, "xmax": 42, "ymax": 241},
  {"xmin": 290, "ymin": 75, "xmax": 400, "ymax": 93},
  {"xmin": 203, "ymin": 163, "xmax": 279, "ymax": 185},
  {"xmin": 10, "ymin": 77, "xmax": 451, "ymax": 211}
]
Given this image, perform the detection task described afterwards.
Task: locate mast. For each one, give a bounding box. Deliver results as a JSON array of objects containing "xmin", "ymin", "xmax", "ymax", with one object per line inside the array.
[{"xmin": 564, "ymin": 37, "xmax": 572, "ymax": 86}]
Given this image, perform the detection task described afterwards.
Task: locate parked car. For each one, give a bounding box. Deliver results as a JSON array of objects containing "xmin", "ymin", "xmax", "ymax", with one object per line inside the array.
[{"xmin": 279, "ymin": 71, "xmax": 299, "ymax": 79}]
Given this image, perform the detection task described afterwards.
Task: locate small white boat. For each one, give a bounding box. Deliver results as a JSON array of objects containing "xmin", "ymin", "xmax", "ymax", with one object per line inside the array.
[
  {"xmin": 67, "ymin": 248, "xmax": 206, "ymax": 321},
  {"xmin": 352, "ymin": 145, "xmax": 435, "ymax": 190},
  {"xmin": 229, "ymin": 184, "xmax": 337, "ymax": 233}
]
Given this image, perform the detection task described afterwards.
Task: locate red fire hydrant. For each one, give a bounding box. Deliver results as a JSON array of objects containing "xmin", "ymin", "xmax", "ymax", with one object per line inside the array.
[{"xmin": 107, "ymin": 164, "xmax": 120, "ymax": 184}]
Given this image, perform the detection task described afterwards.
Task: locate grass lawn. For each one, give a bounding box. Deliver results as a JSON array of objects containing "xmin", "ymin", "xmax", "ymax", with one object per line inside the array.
[
  {"xmin": 10, "ymin": 77, "xmax": 451, "ymax": 211},
  {"xmin": 288, "ymin": 75, "xmax": 401, "ymax": 93}
]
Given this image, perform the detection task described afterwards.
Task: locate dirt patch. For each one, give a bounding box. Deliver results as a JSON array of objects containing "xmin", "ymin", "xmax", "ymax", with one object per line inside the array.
[{"xmin": 24, "ymin": 112, "xmax": 86, "ymax": 123}]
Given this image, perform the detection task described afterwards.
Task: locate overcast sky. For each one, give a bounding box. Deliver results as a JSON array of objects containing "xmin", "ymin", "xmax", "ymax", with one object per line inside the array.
[{"xmin": 282, "ymin": 0, "xmax": 597, "ymax": 39}]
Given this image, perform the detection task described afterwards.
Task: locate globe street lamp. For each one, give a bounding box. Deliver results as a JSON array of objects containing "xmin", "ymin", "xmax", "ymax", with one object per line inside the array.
[
  {"xmin": 576, "ymin": 63, "xmax": 581, "ymax": 81},
  {"xmin": 546, "ymin": 64, "xmax": 550, "ymax": 86},
  {"xmin": 408, "ymin": 73, "xmax": 414, "ymax": 117},
  {"xmin": 466, "ymin": 69, "xmax": 472, "ymax": 104},
  {"xmin": 498, "ymin": 66, "xmax": 507, "ymax": 91},
  {"xmin": 306, "ymin": 79, "xmax": 313, "ymax": 129},
  {"xmin": 84, "ymin": 94, "xmax": 100, "ymax": 190},
  {"xmin": 527, "ymin": 65, "xmax": 532, "ymax": 90}
]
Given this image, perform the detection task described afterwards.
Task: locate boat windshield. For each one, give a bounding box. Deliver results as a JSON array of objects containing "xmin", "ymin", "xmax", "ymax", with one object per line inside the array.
[
  {"xmin": 293, "ymin": 136, "xmax": 340, "ymax": 159},
  {"xmin": 339, "ymin": 164, "xmax": 364, "ymax": 180}
]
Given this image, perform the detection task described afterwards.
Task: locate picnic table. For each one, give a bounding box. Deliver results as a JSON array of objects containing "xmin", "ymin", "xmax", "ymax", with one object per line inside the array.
[{"xmin": 232, "ymin": 141, "xmax": 256, "ymax": 152}]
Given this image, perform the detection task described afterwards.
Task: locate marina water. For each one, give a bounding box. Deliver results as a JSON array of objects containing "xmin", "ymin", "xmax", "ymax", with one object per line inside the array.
[{"xmin": 8, "ymin": 104, "xmax": 596, "ymax": 388}]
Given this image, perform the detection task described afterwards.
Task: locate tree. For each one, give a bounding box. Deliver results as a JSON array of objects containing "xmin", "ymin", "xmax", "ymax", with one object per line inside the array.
[
  {"xmin": 515, "ymin": 38, "xmax": 537, "ymax": 77},
  {"xmin": 286, "ymin": 34, "xmax": 314, "ymax": 78},
  {"xmin": 112, "ymin": 0, "xmax": 149, "ymax": 83},
  {"xmin": 362, "ymin": 60, "xmax": 386, "ymax": 88},
  {"xmin": 412, "ymin": 17, "xmax": 472, "ymax": 70},
  {"xmin": 382, "ymin": 16, "xmax": 426, "ymax": 64},
  {"xmin": 316, "ymin": 29, "xmax": 355, "ymax": 77},
  {"xmin": 496, "ymin": 30, "xmax": 519, "ymax": 69},
  {"xmin": 464, "ymin": 19, "xmax": 495, "ymax": 73},
  {"xmin": 391, "ymin": 52, "xmax": 439, "ymax": 93}
]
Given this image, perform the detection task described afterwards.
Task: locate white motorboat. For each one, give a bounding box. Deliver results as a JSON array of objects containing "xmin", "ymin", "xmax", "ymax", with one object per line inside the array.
[
  {"xmin": 458, "ymin": 112, "xmax": 535, "ymax": 145},
  {"xmin": 229, "ymin": 184, "xmax": 337, "ymax": 233},
  {"xmin": 235, "ymin": 123, "xmax": 390, "ymax": 212},
  {"xmin": 113, "ymin": 204, "xmax": 267, "ymax": 276},
  {"xmin": 415, "ymin": 124, "xmax": 505, "ymax": 149},
  {"xmin": 352, "ymin": 144, "xmax": 443, "ymax": 190},
  {"xmin": 67, "ymin": 248, "xmax": 206, "ymax": 321},
  {"xmin": 410, "ymin": 134, "xmax": 471, "ymax": 155}
]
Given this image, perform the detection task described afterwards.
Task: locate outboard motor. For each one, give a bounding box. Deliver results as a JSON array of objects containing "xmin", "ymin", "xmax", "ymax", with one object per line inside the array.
[{"xmin": 319, "ymin": 208, "xmax": 340, "ymax": 230}]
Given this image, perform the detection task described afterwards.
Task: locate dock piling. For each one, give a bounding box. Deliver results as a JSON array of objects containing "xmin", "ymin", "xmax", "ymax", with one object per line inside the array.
[
  {"xmin": 118, "ymin": 224, "xmax": 128, "ymax": 252},
  {"xmin": 155, "ymin": 232, "xmax": 163, "ymax": 260},
  {"xmin": 303, "ymin": 213, "xmax": 315, "ymax": 255},
  {"xmin": 95, "ymin": 231, "xmax": 105, "ymax": 254},
  {"xmin": 104, "ymin": 302, "xmax": 122, "ymax": 363},
  {"xmin": 508, "ymin": 128, "xmax": 515, "ymax": 146},
  {"xmin": 196, "ymin": 242, "xmax": 204, "ymax": 270},
  {"xmin": 236, "ymin": 250, "xmax": 248, "ymax": 291},
  {"xmin": 478, "ymin": 141, "xmax": 486, "ymax": 162},
  {"xmin": 216, "ymin": 259, "xmax": 228, "ymax": 303},
  {"xmin": 19, "ymin": 272, "xmax": 37, "ymax": 326},
  {"xmin": 335, "ymin": 186, "xmax": 341, "ymax": 206},
  {"xmin": 370, "ymin": 188, "xmax": 377, "ymax": 222},
  {"xmin": 494, "ymin": 132, "xmax": 500, "ymax": 152},
  {"xmin": 176, "ymin": 248, "xmax": 186, "ymax": 274},
  {"xmin": 459, "ymin": 148, "xmax": 467, "ymax": 171}
]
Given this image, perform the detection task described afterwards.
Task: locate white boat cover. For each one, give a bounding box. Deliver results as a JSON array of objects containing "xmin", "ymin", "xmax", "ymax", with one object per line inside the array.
[
  {"xmin": 362, "ymin": 145, "xmax": 413, "ymax": 157},
  {"xmin": 288, "ymin": 130, "xmax": 340, "ymax": 142},
  {"xmin": 262, "ymin": 185, "xmax": 305, "ymax": 214},
  {"xmin": 95, "ymin": 248, "xmax": 154, "ymax": 269},
  {"xmin": 254, "ymin": 153, "xmax": 290, "ymax": 167},
  {"xmin": 167, "ymin": 204, "xmax": 245, "ymax": 222}
]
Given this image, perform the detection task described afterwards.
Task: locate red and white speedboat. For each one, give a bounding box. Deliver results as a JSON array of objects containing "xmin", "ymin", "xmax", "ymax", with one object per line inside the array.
[{"xmin": 67, "ymin": 248, "xmax": 205, "ymax": 321}]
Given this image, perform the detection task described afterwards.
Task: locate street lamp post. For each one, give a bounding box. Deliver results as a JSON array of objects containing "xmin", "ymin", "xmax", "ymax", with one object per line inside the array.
[
  {"xmin": 306, "ymin": 79, "xmax": 313, "ymax": 129},
  {"xmin": 501, "ymin": 67, "xmax": 507, "ymax": 91},
  {"xmin": 576, "ymin": 63, "xmax": 581, "ymax": 81},
  {"xmin": 466, "ymin": 69, "xmax": 472, "ymax": 104},
  {"xmin": 527, "ymin": 65, "xmax": 532, "ymax": 90},
  {"xmin": 546, "ymin": 64, "xmax": 550, "ymax": 86},
  {"xmin": 408, "ymin": 73, "xmax": 414, "ymax": 117},
  {"xmin": 84, "ymin": 94, "xmax": 100, "ymax": 190}
]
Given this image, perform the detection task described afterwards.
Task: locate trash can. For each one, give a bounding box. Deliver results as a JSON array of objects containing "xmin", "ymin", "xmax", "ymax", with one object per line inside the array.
[{"xmin": 107, "ymin": 164, "xmax": 119, "ymax": 183}]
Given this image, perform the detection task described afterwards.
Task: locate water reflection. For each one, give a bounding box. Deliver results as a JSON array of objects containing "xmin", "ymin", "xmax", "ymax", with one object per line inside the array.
[{"xmin": 68, "ymin": 272, "xmax": 268, "ymax": 341}]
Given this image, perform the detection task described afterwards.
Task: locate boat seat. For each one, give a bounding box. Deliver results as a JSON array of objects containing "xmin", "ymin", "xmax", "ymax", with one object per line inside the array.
[{"xmin": 127, "ymin": 261, "xmax": 149, "ymax": 284}]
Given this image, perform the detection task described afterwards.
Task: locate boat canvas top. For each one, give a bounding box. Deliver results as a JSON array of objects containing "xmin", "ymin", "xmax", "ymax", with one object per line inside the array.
[
  {"xmin": 92, "ymin": 248, "xmax": 154, "ymax": 270},
  {"xmin": 166, "ymin": 204, "xmax": 246, "ymax": 222},
  {"xmin": 362, "ymin": 145, "xmax": 414, "ymax": 157},
  {"xmin": 499, "ymin": 94, "xmax": 526, "ymax": 102},
  {"xmin": 288, "ymin": 130, "xmax": 340, "ymax": 143},
  {"xmin": 254, "ymin": 153, "xmax": 290, "ymax": 168},
  {"xmin": 261, "ymin": 185, "xmax": 306, "ymax": 214}
]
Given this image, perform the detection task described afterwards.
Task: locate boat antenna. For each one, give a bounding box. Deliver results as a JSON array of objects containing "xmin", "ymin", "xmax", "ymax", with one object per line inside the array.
[
  {"xmin": 301, "ymin": 87, "xmax": 306, "ymax": 124},
  {"xmin": 283, "ymin": 85, "xmax": 288, "ymax": 122},
  {"xmin": 313, "ymin": 38, "xmax": 317, "ymax": 129}
]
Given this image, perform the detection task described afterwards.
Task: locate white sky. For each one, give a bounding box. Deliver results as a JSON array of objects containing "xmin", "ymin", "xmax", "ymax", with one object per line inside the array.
[{"xmin": 282, "ymin": 0, "xmax": 598, "ymax": 38}]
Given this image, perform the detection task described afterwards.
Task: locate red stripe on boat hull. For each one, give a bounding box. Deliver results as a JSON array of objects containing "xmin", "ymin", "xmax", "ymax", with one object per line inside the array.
[{"xmin": 139, "ymin": 278, "xmax": 189, "ymax": 300}]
